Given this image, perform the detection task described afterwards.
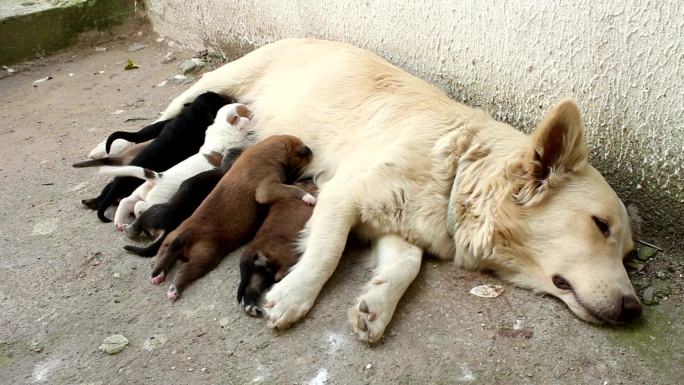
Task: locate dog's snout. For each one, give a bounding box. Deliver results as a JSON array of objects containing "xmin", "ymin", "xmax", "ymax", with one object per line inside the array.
[{"xmin": 617, "ymin": 295, "xmax": 642, "ymax": 323}]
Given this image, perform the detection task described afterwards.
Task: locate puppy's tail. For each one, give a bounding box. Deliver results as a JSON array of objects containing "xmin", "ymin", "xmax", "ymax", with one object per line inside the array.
[
  {"xmin": 72, "ymin": 156, "xmax": 126, "ymax": 168},
  {"xmin": 98, "ymin": 165, "xmax": 161, "ymax": 181},
  {"xmin": 124, "ymin": 231, "xmax": 167, "ymax": 257}
]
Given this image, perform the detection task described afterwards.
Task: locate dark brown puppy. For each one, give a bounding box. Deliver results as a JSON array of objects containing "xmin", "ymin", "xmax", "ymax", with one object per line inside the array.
[
  {"xmin": 150, "ymin": 135, "xmax": 316, "ymax": 301},
  {"xmin": 237, "ymin": 179, "xmax": 318, "ymax": 317}
]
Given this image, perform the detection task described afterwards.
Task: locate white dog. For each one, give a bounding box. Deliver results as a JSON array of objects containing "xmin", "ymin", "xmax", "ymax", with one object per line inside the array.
[
  {"xmin": 106, "ymin": 39, "xmax": 639, "ymax": 343},
  {"xmin": 99, "ymin": 103, "xmax": 252, "ymax": 230}
]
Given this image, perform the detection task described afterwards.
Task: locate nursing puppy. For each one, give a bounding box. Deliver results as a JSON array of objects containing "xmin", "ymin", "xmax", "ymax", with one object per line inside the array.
[
  {"xmin": 81, "ymin": 91, "xmax": 232, "ymax": 222},
  {"xmin": 151, "ymin": 39, "xmax": 641, "ymax": 343},
  {"xmin": 237, "ymin": 180, "xmax": 317, "ymax": 317},
  {"xmin": 87, "ymin": 118, "xmax": 168, "ymax": 159},
  {"xmin": 122, "ymin": 147, "xmax": 244, "ymax": 257},
  {"xmin": 99, "ymin": 103, "xmax": 252, "ymax": 229},
  {"xmin": 149, "ymin": 135, "xmax": 316, "ymax": 301}
]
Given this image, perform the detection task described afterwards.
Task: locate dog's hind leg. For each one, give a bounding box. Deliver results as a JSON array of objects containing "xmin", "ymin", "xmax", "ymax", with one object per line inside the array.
[
  {"xmin": 114, "ymin": 187, "xmax": 145, "ymax": 230},
  {"xmin": 82, "ymin": 182, "xmax": 112, "ymax": 210},
  {"xmin": 105, "ymin": 119, "xmax": 169, "ymax": 154},
  {"xmin": 166, "ymin": 240, "xmax": 222, "ymax": 301},
  {"xmin": 263, "ymin": 175, "xmax": 357, "ymax": 329},
  {"xmin": 348, "ymin": 234, "xmax": 422, "ymax": 344}
]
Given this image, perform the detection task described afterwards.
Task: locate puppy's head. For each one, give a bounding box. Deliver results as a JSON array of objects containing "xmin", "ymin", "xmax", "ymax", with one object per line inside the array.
[
  {"xmin": 212, "ymin": 103, "xmax": 252, "ymax": 133},
  {"xmin": 189, "ymin": 91, "xmax": 235, "ymax": 123},
  {"xmin": 486, "ymin": 99, "xmax": 640, "ymax": 324},
  {"xmin": 261, "ymin": 135, "xmax": 313, "ymax": 178}
]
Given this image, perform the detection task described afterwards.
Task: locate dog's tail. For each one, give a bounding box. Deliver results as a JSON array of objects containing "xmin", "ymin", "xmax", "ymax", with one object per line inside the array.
[
  {"xmin": 124, "ymin": 231, "xmax": 167, "ymax": 257},
  {"xmin": 98, "ymin": 165, "xmax": 161, "ymax": 181},
  {"xmin": 72, "ymin": 156, "xmax": 126, "ymax": 168}
]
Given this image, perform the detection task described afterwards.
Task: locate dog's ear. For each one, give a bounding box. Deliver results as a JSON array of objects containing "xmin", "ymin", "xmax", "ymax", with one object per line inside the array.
[
  {"xmin": 227, "ymin": 113, "xmax": 240, "ymax": 125},
  {"xmin": 530, "ymin": 98, "xmax": 587, "ymax": 180},
  {"xmin": 235, "ymin": 104, "xmax": 251, "ymax": 118}
]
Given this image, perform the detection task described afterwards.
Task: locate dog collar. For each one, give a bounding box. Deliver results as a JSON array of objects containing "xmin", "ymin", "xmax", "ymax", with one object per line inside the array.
[{"xmin": 446, "ymin": 175, "xmax": 458, "ymax": 237}]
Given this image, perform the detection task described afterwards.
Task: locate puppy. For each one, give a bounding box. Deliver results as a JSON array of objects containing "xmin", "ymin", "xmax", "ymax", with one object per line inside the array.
[
  {"xmin": 98, "ymin": 103, "xmax": 252, "ymax": 229},
  {"xmin": 237, "ymin": 179, "xmax": 318, "ymax": 317},
  {"xmin": 79, "ymin": 91, "xmax": 233, "ymax": 222},
  {"xmin": 74, "ymin": 141, "xmax": 151, "ymax": 209},
  {"xmin": 122, "ymin": 147, "xmax": 244, "ymax": 257},
  {"xmin": 149, "ymin": 135, "xmax": 316, "ymax": 301}
]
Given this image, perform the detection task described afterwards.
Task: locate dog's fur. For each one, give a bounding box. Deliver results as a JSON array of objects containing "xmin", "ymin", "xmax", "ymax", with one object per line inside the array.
[
  {"xmin": 237, "ymin": 180, "xmax": 318, "ymax": 317},
  {"xmin": 149, "ymin": 135, "xmax": 316, "ymax": 301},
  {"xmin": 122, "ymin": 147, "xmax": 244, "ymax": 257},
  {"xmin": 81, "ymin": 92, "xmax": 232, "ymax": 222},
  {"xmin": 87, "ymin": 118, "xmax": 169, "ymax": 159},
  {"xmin": 143, "ymin": 39, "xmax": 639, "ymax": 342},
  {"xmin": 98, "ymin": 103, "xmax": 252, "ymax": 229}
]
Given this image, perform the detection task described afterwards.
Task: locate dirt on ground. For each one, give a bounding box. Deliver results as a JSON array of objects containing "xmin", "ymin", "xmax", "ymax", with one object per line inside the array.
[{"xmin": 0, "ymin": 22, "xmax": 682, "ymax": 385}]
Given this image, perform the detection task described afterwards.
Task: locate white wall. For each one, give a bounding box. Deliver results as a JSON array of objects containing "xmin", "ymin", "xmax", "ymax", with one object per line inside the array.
[{"xmin": 145, "ymin": 0, "xmax": 684, "ymax": 243}]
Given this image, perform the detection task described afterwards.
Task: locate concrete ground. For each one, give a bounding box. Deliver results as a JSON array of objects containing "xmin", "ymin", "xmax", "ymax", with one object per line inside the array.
[{"xmin": 1, "ymin": 24, "xmax": 682, "ymax": 385}]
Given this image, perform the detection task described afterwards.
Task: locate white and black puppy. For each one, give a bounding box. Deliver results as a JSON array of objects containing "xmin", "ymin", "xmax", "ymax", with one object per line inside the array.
[{"xmin": 99, "ymin": 103, "xmax": 253, "ymax": 230}]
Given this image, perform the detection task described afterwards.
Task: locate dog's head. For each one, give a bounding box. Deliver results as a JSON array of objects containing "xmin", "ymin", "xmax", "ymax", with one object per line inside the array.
[
  {"xmin": 490, "ymin": 99, "xmax": 640, "ymax": 324},
  {"xmin": 212, "ymin": 103, "xmax": 252, "ymax": 132},
  {"xmin": 262, "ymin": 135, "xmax": 313, "ymax": 179},
  {"xmin": 190, "ymin": 91, "xmax": 235, "ymax": 124}
]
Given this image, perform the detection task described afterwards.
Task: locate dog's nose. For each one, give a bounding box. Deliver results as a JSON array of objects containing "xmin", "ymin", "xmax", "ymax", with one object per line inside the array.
[{"xmin": 617, "ymin": 295, "xmax": 642, "ymax": 322}]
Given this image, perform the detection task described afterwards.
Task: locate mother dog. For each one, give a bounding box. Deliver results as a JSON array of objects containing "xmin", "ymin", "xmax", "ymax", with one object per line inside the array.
[{"xmin": 148, "ymin": 39, "xmax": 640, "ymax": 343}]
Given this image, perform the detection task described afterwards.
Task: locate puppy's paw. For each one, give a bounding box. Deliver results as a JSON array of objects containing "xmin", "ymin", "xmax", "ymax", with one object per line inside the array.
[
  {"xmin": 264, "ymin": 273, "xmax": 318, "ymax": 329},
  {"xmin": 302, "ymin": 193, "xmax": 317, "ymax": 206},
  {"xmin": 244, "ymin": 304, "xmax": 263, "ymax": 318},
  {"xmin": 348, "ymin": 295, "xmax": 391, "ymax": 344},
  {"xmin": 166, "ymin": 285, "xmax": 179, "ymax": 301},
  {"xmin": 149, "ymin": 272, "xmax": 165, "ymax": 285}
]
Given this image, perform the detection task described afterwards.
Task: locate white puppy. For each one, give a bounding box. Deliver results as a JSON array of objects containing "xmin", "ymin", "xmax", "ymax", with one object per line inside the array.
[{"xmin": 99, "ymin": 103, "xmax": 252, "ymax": 230}]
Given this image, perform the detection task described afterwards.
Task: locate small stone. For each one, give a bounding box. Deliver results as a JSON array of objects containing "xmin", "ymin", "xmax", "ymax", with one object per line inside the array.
[
  {"xmin": 171, "ymin": 366, "xmax": 176, "ymax": 370},
  {"xmin": 642, "ymin": 286, "xmax": 657, "ymax": 305},
  {"xmin": 470, "ymin": 284, "xmax": 504, "ymax": 298},
  {"xmin": 219, "ymin": 317, "xmax": 230, "ymax": 327},
  {"xmin": 128, "ymin": 43, "xmax": 147, "ymax": 52},
  {"xmin": 364, "ymin": 363, "xmax": 372, "ymax": 370},
  {"xmin": 189, "ymin": 368, "xmax": 194, "ymax": 372},
  {"xmin": 201, "ymin": 367, "xmax": 207, "ymax": 372},
  {"xmin": 95, "ymin": 47, "xmax": 107, "ymax": 52},
  {"xmin": 112, "ymin": 272, "xmax": 121, "ymax": 278},
  {"xmin": 29, "ymin": 340, "xmax": 44, "ymax": 353},
  {"xmin": 637, "ymin": 246, "xmax": 657, "ymax": 261},
  {"xmin": 168, "ymin": 74, "xmax": 189, "ymax": 84},
  {"xmin": 161, "ymin": 52, "xmax": 176, "ymax": 64},
  {"xmin": 179, "ymin": 58, "xmax": 206, "ymax": 75},
  {"xmin": 141, "ymin": 334, "xmax": 168, "ymax": 351},
  {"xmin": 99, "ymin": 334, "xmax": 129, "ymax": 354}
]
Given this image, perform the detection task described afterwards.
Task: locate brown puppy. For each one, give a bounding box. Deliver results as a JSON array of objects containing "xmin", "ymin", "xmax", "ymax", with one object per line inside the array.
[
  {"xmin": 237, "ymin": 179, "xmax": 318, "ymax": 317},
  {"xmin": 150, "ymin": 135, "xmax": 316, "ymax": 301}
]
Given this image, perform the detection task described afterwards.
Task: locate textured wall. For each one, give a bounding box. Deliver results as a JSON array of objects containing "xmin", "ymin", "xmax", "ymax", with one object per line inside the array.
[{"xmin": 145, "ymin": 0, "xmax": 684, "ymax": 245}]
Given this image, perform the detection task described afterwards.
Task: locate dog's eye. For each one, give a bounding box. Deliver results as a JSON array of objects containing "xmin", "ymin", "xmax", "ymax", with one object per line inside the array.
[
  {"xmin": 592, "ymin": 216, "xmax": 610, "ymax": 237},
  {"xmin": 552, "ymin": 274, "xmax": 573, "ymax": 291}
]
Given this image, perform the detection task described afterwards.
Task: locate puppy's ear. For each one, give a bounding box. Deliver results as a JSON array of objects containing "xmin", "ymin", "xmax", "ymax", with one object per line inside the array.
[
  {"xmin": 530, "ymin": 98, "xmax": 587, "ymax": 180},
  {"xmin": 227, "ymin": 113, "xmax": 240, "ymax": 125},
  {"xmin": 235, "ymin": 104, "xmax": 251, "ymax": 118}
]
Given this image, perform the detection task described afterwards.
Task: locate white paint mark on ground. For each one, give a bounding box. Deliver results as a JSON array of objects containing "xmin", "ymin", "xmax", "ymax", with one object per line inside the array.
[
  {"xmin": 32, "ymin": 218, "xmax": 58, "ymax": 236},
  {"xmin": 326, "ymin": 332, "xmax": 345, "ymax": 354},
  {"xmin": 307, "ymin": 368, "xmax": 328, "ymax": 385},
  {"xmin": 513, "ymin": 319, "xmax": 523, "ymax": 330},
  {"xmin": 32, "ymin": 356, "xmax": 60, "ymax": 383},
  {"xmin": 458, "ymin": 363, "xmax": 475, "ymax": 382}
]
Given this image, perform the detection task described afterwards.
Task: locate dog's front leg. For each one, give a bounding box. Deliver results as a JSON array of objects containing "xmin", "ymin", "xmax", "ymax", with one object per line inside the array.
[
  {"xmin": 348, "ymin": 234, "xmax": 422, "ymax": 344},
  {"xmin": 263, "ymin": 177, "xmax": 357, "ymax": 329}
]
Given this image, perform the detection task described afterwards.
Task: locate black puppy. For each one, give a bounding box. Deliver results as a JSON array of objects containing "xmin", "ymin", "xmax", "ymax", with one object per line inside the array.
[
  {"xmin": 79, "ymin": 92, "xmax": 234, "ymax": 222},
  {"xmin": 123, "ymin": 147, "xmax": 245, "ymax": 256}
]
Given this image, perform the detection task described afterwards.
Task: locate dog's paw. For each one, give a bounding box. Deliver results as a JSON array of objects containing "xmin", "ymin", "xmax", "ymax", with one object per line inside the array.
[
  {"xmin": 301, "ymin": 193, "xmax": 317, "ymax": 206},
  {"xmin": 264, "ymin": 274, "xmax": 317, "ymax": 329},
  {"xmin": 348, "ymin": 295, "xmax": 391, "ymax": 344},
  {"xmin": 149, "ymin": 272, "xmax": 165, "ymax": 285},
  {"xmin": 166, "ymin": 285, "xmax": 179, "ymax": 301}
]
